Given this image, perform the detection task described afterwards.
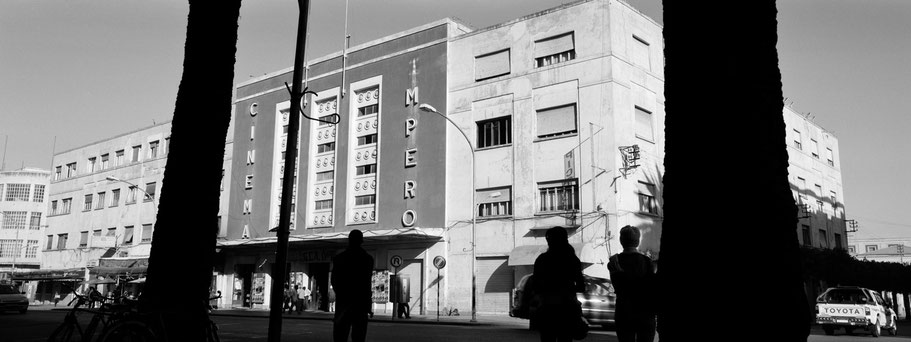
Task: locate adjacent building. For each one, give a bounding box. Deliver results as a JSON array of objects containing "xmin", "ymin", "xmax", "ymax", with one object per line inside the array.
[
  {"xmin": 0, "ymin": 168, "xmax": 51, "ymax": 287},
  {"xmin": 784, "ymin": 105, "xmax": 848, "ymax": 250}
]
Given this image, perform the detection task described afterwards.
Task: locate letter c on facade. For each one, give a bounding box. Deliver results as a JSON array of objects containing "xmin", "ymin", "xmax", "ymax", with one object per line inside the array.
[{"xmin": 249, "ymin": 102, "xmax": 259, "ymax": 117}]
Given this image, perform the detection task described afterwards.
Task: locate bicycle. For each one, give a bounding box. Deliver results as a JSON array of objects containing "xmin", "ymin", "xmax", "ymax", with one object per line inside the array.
[
  {"xmin": 47, "ymin": 289, "xmax": 125, "ymax": 342},
  {"xmin": 97, "ymin": 296, "xmax": 221, "ymax": 342}
]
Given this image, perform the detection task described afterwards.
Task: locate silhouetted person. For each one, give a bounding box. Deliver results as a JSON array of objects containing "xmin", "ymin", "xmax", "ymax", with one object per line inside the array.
[
  {"xmin": 533, "ymin": 226, "xmax": 585, "ymax": 342},
  {"xmin": 331, "ymin": 230, "xmax": 374, "ymax": 342},
  {"xmin": 608, "ymin": 226, "xmax": 657, "ymax": 342}
]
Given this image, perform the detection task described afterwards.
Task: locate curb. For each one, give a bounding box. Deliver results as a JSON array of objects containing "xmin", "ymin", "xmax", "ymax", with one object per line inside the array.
[{"xmin": 208, "ymin": 311, "xmax": 490, "ymax": 327}]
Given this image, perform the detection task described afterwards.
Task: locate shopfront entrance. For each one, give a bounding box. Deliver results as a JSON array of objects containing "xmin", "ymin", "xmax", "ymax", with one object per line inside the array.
[{"xmin": 233, "ymin": 264, "xmax": 253, "ymax": 308}]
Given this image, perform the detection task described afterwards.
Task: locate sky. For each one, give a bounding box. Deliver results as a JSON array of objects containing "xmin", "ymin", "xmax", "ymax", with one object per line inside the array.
[{"xmin": 0, "ymin": 0, "xmax": 908, "ymax": 240}]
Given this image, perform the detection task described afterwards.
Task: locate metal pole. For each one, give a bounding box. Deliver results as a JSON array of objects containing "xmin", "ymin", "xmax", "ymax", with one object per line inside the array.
[
  {"xmin": 589, "ymin": 123, "xmax": 597, "ymax": 241},
  {"xmin": 268, "ymin": 1, "xmax": 309, "ymax": 341},
  {"xmin": 436, "ymin": 268, "xmax": 440, "ymax": 322}
]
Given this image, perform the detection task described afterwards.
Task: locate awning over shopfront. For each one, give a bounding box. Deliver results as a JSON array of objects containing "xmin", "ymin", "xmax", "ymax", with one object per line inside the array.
[
  {"xmin": 217, "ymin": 227, "xmax": 445, "ymax": 248},
  {"xmin": 91, "ymin": 257, "xmax": 149, "ymax": 278},
  {"xmin": 507, "ymin": 243, "xmax": 598, "ymax": 266},
  {"xmin": 11, "ymin": 268, "xmax": 85, "ymax": 281}
]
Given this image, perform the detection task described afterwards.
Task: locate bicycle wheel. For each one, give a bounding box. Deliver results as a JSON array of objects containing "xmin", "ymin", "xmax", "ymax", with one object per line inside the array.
[
  {"xmin": 98, "ymin": 320, "xmax": 157, "ymax": 342},
  {"xmin": 47, "ymin": 322, "xmax": 78, "ymax": 342}
]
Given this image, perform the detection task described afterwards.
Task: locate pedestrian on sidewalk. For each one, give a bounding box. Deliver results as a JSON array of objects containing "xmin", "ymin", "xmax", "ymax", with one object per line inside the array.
[
  {"xmin": 290, "ymin": 285, "xmax": 301, "ymax": 313},
  {"xmin": 608, "ymin": 225, "xmax": 657, "ymax": 342},
  {"xmin": 331, "ymin": 230, "xmax": 374, "ymax": 342},
  {"xmin": 283, "ymin": 283, "xmax": 293, "ymax": 313},
  {"xmin": 532, "ymin": 226, "xmax": 585, "ymax": 342},
  {"xmin": 297, "ymin": 285, "xmax": 308, "ymax": 314},
  {"xmin": 328, "ymin": 285, "xmax": 336, "ymax": 312}
]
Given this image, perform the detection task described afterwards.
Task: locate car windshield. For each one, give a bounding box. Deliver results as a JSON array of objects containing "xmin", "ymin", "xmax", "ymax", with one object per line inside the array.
[
  {"xmin": 0, "ymin": 285, "xmax": 19, "ymax": 294},
  {"xmin": 818, "ymin": 289, "xmax": 869, "ymax": 304},
  {"xmin": 584, "ymin": 277, "xmax": 614, "ymax": 296}
]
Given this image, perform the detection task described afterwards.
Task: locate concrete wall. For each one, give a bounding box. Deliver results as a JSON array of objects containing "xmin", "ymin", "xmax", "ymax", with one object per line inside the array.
[{"xmin": 0, "ymin": 168, "xmax": 51, "ymax": 271}]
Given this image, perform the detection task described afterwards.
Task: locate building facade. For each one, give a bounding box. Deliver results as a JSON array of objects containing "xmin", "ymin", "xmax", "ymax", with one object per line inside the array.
[
  {"xmin": 0, "ymin": 168, "xmax": 51, "ymax": 284},
  {"xmin": 30, "ymin": 122, "xmax": 172, "ymax": 302},
  {"xmin": 220, "ymin": 19, "xmax": 472, "ymax": 312},
  {"xmin": 219, "ymin": 0, "xmax": 667, "ymax": 316},
  {"xmin": 784, "ymin": 105, "xmax": 847, "ymax": 250},
  {"xmin": 446, "ymin": 0, "xmax": 664, "ymax": 313}
]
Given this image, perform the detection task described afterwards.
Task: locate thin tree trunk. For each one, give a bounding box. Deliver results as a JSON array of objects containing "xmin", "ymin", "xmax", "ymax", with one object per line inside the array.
[
  {"xmin": 658, "ymin": 1, "xmax": 809, "ymax": 340},
  {"xmin": 140, "ymin": 1, "xmax": 241, "ymax": 339}
]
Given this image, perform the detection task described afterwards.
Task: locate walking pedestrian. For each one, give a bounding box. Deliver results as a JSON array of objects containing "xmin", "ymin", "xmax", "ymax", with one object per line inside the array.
[
  {"xmin": 282, "ymin": 283, "xmax": 293, "ymax": 313},
  {"xmin": 608, "ymin": 225, "xmax": 657, "ymax": 342},
  {"xmin": 328, "ymin": 285, "xmax": 336, "ymax": 312},
  {"xmin": 331, "ymin": 230, "xmax": 374, "ymax": 342},
  {"xmin": 532, "ymin": 226, "xmax": 585, "ymax": 342},
  {"xmin": 290, "ymin": 285, "xmax": 301, "ymax": 313},
  {"xmin": 297, "ymin": 285, "xmax": 308, "ymax": 313}
]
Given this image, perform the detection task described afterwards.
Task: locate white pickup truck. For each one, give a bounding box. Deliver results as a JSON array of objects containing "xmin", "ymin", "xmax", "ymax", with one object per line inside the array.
[{"xmin": 816, "ymin": 286, "xmax": 897, "ymax": 337}]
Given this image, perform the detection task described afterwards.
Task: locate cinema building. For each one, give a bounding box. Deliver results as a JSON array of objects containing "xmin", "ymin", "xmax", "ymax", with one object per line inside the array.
[{"xmin": 217, "ymin": 0, "xmax": 666, "ymax": 315}]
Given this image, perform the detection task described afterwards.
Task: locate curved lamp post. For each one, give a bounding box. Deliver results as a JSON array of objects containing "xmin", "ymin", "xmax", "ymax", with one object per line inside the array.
[
  {"xmin": 105, "ymin": 176, "xmax": 156, "ymax": 203},
  {"xmin": 418, "ymin": 103, "xmax": 477, "ymax": 323}
]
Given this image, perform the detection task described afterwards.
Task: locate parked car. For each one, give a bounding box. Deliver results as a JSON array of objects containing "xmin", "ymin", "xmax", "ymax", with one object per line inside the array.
[
  {"xmin": 510, "ymin": 274, "xmax": 616, "ymax": 329},
  {"xmin": 0, "ymin": 284, "xmax": 29, "ymax": 314},
  {"xmin": 816, "ymin": 286, "xmax": 897, "ymax": 336}
]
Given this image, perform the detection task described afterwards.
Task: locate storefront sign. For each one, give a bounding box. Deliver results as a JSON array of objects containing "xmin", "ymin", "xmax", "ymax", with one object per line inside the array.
[
  {"xmin": 252, "ymin": 273, "xmax": 266, "ymax": 304},
  {"xmin": 295, "ymin": 249, "xmax": 335, "ymax": 263},
  {"xmin": 372, "ymin": 270, "xmax": 390, "ymax": 303}
]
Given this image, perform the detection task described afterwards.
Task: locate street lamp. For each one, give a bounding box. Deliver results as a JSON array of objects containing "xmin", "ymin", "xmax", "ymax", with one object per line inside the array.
[
  {"xmin": 418, "ymin": 103, "xmax": 477, "ymax": 323},
  {"xmin": 106, "ymin": 176, "xmax": 155, "ymax": 202}
]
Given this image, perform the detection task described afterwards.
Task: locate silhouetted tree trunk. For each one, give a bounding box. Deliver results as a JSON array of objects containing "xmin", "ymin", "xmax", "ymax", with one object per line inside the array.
[
  {"xmin": 658, "ymin": 1, "xmax": 809, "ymax": 341},
  {"xmin": 140, "ymin": 1, "xmax": 241, "ymax": 339}
]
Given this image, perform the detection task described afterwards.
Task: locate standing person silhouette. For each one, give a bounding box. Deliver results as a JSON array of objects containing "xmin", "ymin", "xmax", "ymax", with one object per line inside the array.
[
  {"xmin": 331, "ymin": 230, "xmax": 374, "ymax": 342},
  {"xmin": 608, "ymin": 226, "xmax": 657, "ymax": 342},
  {"xmin": 533, "ymin": 226, "xmax": 585, "ymax": 342}
]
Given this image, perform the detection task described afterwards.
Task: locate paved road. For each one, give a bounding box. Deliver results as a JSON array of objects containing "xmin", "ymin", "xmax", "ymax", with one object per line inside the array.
[{"xmin": 0, "ymin": 310, "xmax": 620, "ymax": 341}]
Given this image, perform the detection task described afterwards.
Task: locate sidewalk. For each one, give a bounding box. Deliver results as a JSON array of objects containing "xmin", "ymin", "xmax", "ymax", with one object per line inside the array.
[{"xmin": 29, "ymin": 303, "xmax": 527, "ymax": 327}]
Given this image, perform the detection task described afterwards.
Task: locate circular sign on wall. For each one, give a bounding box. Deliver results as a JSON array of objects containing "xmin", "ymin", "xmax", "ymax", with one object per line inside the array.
[
  {"xmin": 390, "ymin": 255, "xmax": 403, "ymax": 268},
  {"xmin": 432, "ymin": 256, "xmax": 446, "ymax": 269}
]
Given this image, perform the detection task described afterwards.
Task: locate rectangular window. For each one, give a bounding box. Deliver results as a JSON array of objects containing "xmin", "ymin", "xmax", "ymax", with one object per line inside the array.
[
  {"xmin": 810, "ymin": 139, "xmax": 819, "ymax": 158},
  {"xmin": 115, "ymin": 150, "xmax": 124, "ymax": 166},
  {"xmin": 314, "ymin": 199, "xmax": 333, "ymax": 210},
  {"xmin": 33, "ymin": 184, "xmax": 45, "ymax": 202},
  {"xmin": 315, "ymin": 171, "xmax": 334, "ymax": 182},
  {"xmin": 354, "ymin": 195, "xmax": 376, "ymax": 206},
  {"xmin": 358, "ymin": 104, "xmax": 379, "ymax": 117},
  {"xmin": 66, "ymin": 162, "xmax": 77, "ymax": 177},
  {"xmin": 866, "ymin": 245, "xmax": 878, "ymax": 253},
  {"xmin": 55, "ymin": 166, "xmax": 62, "ymax": 181},
  {"xmin": 29, "ymin": 212, "xmax": 41, "ymax": 230},
  {"xmin": 96, "ymin": 192, "xmax": 106, "ymax": 209},
  {"xmin": 51, "ymin": 200, "xmax": 58, "ymax": 215},
  {"xmin": 0, "ymin": 184, "xmax": 3, "ymax": 201},
  {"xmin": 637, "ymin": 181, "xmax": 659, "ymax": 215},
  {"xmin": 355, "ymin": 164, "xmax": 377, "ymax": 176},
  {"xmin": 357, "ymin": 134, "xmax": 378, "ymax": 146},
  {"xmin": 635, "ymin": 106, "xmax": 654, "ymax": 142},
  {"xmin": 127, "ymin": 187, "xmax": 137, "ymax": 204},
  {"xmin": 62, "ymin": 198, "xmax": 72, "ymax": 214},
  {"xmin": 57, "ymin": 233, "xmax": 68, "ymax": 250},
  {"xmin": 145, "ymin": 182, "xmax": 156, "ymax": 201},
  {"xmin": 317, "ymin": 142, "xmax": 336, "ymax": 154},
  {"xmin": 317, "ymin": 114, "xmax": 336, "ymax": 127},
  {"xmin": 106, "ymin": 227, "xmax": 116, "ymax": 237},
  {"xmin": 847, "ymin": 245, "xmax": 856, "ymax": 254},
  {"xmin": 141, "ymin": 224, "xmax": 153, "ymax": 243},
  {"xmin": 93, "ymin": 229, "xmax": 102, "ymax": 237},
  {"xmin": 84, "ymin": 194, "xmax": 93, "ymax": 211},
  {"xmin": 632, "ymin": 35, "xmax": 651, "ymax": 71},
  {"xmin": 2, "ymin": 211, "xmax": 26, "ymax": 230},
  {"xmin": 25, "ymin": 240, "xmax": 38, "ymax": 258},
  {"xmin": 535, "ymin": 32, "xmax": 575, "ymax": 68},
  {"xmin": 477, "ymin": 187, "xmax": 512, "ymax": 217},
  {"xmin": 792, "ymin": 130, "xmax": 802, "ymax": 150},
  {"xmin": 45, "ymin": 235, "xmax": 53, "ymax": 250},
  {"xmin": 79, "ymin": 231, "xmax": 88, "ymax": 248},
  {"xmin": 475, "ymin": 49, "xmax": 511, "ymax": 81},
  {"xmin": 818, "ymin": 229, "xmax": 828, "ymax": 248},
  {"xmin": 538, "ymin": 179, "xmax": 579, "ymax": 212},
  {"xmin": 6, "ymin": 184, "xmax": 30, "ymax": 201},
  {"xmin": 123, "ymin": 226, "xmax": 134, "ymax": 245},
  {"xmin": 87, "ymin": 157, "xmax": 96, "ymax": 173},
  {"xmin": 826, "ymin": 148, "xmax": 835, "ymax": 167},
  {"xmin": 536, "ymin": 104, "xmax": 577, "ymax": 138},
  {"xmin": 0, "ymin": 239, "xmax": 22, "ymax": 259},
  {"xmin": 149, "ymin": 140, "xmax": 160, "ymax": 158},
  {"xmin": 101, "ymin": 154, "xmax": 109, "ymax": 169},
  {"xmin": 111, "ymin": 189, "xmax": 120, "ymax": 207},
  {"xmin": 132, "ymin": 145, "xmax": 141, "ymax": 162},
  {"xmin": 802, "ymin": 225, "xmax": 811, "ymax": 246},
  {"xmin": 477, "ymin": 116, "xmax": 511, "ymax": 149},
  {"xmin": 164, "ymin": 137, "xmax": 170, "ymax": 154}
]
